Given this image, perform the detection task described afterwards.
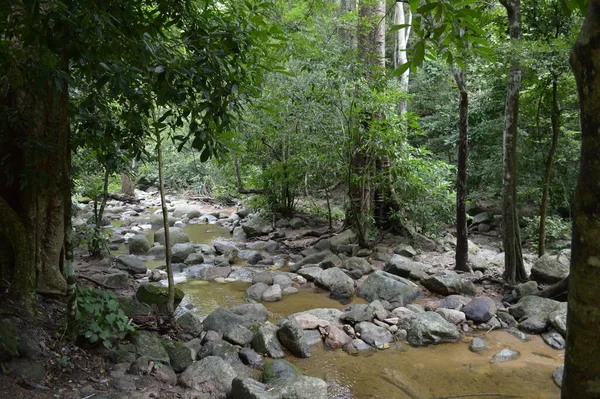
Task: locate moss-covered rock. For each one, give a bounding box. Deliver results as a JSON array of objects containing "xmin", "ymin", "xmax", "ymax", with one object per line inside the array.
[
  {"xmin": 135, "ymin": 283, "xmax": 184, "ymax": 312},
  {"xmin": 133, "ymin": 331, "xmax": 170, "ymax": 364},
  {"xmin": 263, "ymin": 359, "xmax": 302, "ymax": 384},
  {"xmin": 162, "ymin": 340, "xmax": 194, "ymax": 373}
]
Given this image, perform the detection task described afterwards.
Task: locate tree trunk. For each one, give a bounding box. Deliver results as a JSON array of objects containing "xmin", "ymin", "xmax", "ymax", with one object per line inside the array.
[
  {"xmin": 393, "ymin": 1, "xmax": 411, "ymax": 116},
  {"xmin": 453, "ymin": 68, "xmax": 471, "ymax": 273},
  {"xmin": 562, "ymin": 2, "xmax": 600, "ymax": 396},
  {"xmin": 155, "ymin": 126, "xmax": 175, "ymax": 315},
  {"xmin": 500, "ymin": 0, "xmax": 527, "ymax": 285},
  {"xmin": 339, "ymin": 0, "xmax": 357, "ymax": 48},
  {"xmin": 0, "ymin": 80, "xmax": 69, "ymax": 298},
  {"xmin": 538, "ymin": 76, "xmax": 560, "ymax": 257},
  {"xmin": 355, "ymin": 0, "xmax": 385, "ymax": 239},
  {"xmin": 121, "ymin": 172, "xmax": 135, "ymax": 197}
]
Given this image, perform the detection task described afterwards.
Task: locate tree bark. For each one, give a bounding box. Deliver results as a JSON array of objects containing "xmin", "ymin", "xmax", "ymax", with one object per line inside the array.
[
  {"xmin": 538, "ymin": 77, "xmax": 560, "ymax": 257},
  {"xmin": 500, "ymin": 0, "xmax": 527, "ymax": 285},
  {"xmin": 453, "ymin": 68, "xmax": 471, "ymax": 273},
  {"xmin": 121, "ymin": 172, "xmax": 135, "ymax": 197},
  {"xmin": 393, "ymin": 1, "xmax": 411, "ymax": 116},
  {"xmin": 155, "ymin": 125, "xmax": 175, "ymax": 314},
  {"xmin": 562, "ymin": 1, "xmax": 600, "ymax": 396}
]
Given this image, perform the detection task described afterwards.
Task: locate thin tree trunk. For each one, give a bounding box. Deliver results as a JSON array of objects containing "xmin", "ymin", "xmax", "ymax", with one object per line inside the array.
[
  {"xmin": 155, "ymin": 119, "xmax": 175, "ymax": 314},
  {"xmin": 500, "ymin": 0, "xmax": 527, "ymax": 285},
  {"xmin": 538, "ymin": 77, "xmax": 560, "ymax": 257},
  {"xmin": 64, "ymin": 136, "xmax": 76, "ymax": 337},
  {"xmin": 453, "ymin": 68, "xmax": 471, "ymax": 272},
  {"xmin": 233, "ymin": 153, "xmax": 244, "ymax": 192},
  {"xmin": 563, "ymin": 2, "xmax": 600, "ymax": 396}
]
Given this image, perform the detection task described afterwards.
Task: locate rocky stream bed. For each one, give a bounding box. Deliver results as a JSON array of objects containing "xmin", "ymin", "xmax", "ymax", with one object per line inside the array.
[{"xmin": 0, "ymin": 189, "xmax": 570, "ymax": 398}]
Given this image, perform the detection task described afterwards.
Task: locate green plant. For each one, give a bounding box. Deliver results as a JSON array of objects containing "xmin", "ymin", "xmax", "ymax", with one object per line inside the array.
[
  {"xmin": 75, "ymin": 223, "xmax": 111, "ymax": 256},
  {"xmin": 523, "ymin": 215, "xmax": 571, "ymax": 249},
  {"xmin": 75, "ymin": 286, "xmax": 135, "ymax": 348}
]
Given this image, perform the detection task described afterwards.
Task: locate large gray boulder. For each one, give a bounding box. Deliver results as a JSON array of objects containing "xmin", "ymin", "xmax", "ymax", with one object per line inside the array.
[
  {"xmin": 342, "ymin": 257, "xmax": 373, "ymax": 275},
  {"xmin": 316, "ymin": 268, "xmax": 355, "ymax": 299},
  {"xmin": 154, "ymin": 227, "xmax": 189, "ymax": 246},
  {"xmin": 241, "ymin": 215, "xmax": 274, "ymax": 238},
  {"xmin": 128, "ymin": 234, "xmax": 151, "ymax": 254},
  {"xmin": 355, "ymin": 322, "xmax": 393, "ymax": 348},
  {"xmin": 421, "ymin": 271, "xmax": 476, "ymax": 296},
  {"xmin": 175, "ymin": 311, "xmax": 204, "ymax": 336},
  {"xmin": 407, "ymin": 311, "xmax": 461, "ymax": 346},
  {"xmin": 277, "ymin": 319, "xmax": 310, "ymax": 358},
  {"xmin": 530, "ymin": 254, "xmax": 569, "ymax": 284},
  {"xmin": 358, "ymin": 271, "xmax": 422, "ymax": 309},
  {"xmin": 508, "ymin": 295, "xmax": 560, "ymax": 321},
  {"xmin": 330, "ymin": 229, "xmax": 357, "ymax": 252},
  {"xmin": 462, "ymin": 297, "xmax": 497, "ymax": 323},
  {"xmin": 252, "ymin": 322, "xmax": 285, "ymax": 359},
  {"xmin": 171, "ymin": 243, "xmax": 196, "ymax": 263},
  {"xmin": 297, "ymin": 267, "xmax": 323, "ymax": 281},
  {"xmin": 162, "ymin": 340, "xmax": 194, "ymax": 373},
  {"xmin": 116, "ymin": 255, "xmax": 147, "ymax": 275},
  {"xmin": 132, "ymin": 331, "xmax": 170, "ymax": 363},
  {"xmin": 384, "ymin": 255, "xmax": 431, "ymax": 281},
  {"xmin": 290, "ymin": 251, "xmax": 336, "ymax": 273},
  {"xmin": 203, "ymin": 305, "xmax": 268, "ymax": 335},
  {"xmin": 262, "ymin": 284, "xmax": 283, "ymax": 302},
  {"xmin": 247, "ymin": 283, "xmax": 270, "ymax": 302},
  {"xmin": 178, "ymin": 356, "xmax": 236, "ymax": 398},
  {"xmin": 290, "ymin": 308, "xmax": 343, "ymax": 326}
]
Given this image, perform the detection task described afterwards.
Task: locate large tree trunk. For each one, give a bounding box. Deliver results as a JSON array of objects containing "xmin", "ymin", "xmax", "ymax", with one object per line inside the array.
[
  {"xmin": 500, "ymin": 0, "xmax": 527, "ymax": 285},
  {"xmin": 356, "ymin": 0, "xmax": 385, "ymax": 238},
  {"xmin": 0, "ymin": 82, "xmax": 69, "ymax": 299},
  {"xmin": 393, "ymin": 1, "xmax": 411, "ymax": 116},
  {"xmin": 121, "ymin": 172, "xmax": 135, "ymax": 197},
  {"xmin": 538, "ymin": 76, "xmax": 560, "ymax": 257},
  {"xmin": 562, "ymin": 2, "xmax": 600, "ymax": 396},
  {"xmin": 453, "ymin": 68, "xmax": 471, "ymax": 273}
]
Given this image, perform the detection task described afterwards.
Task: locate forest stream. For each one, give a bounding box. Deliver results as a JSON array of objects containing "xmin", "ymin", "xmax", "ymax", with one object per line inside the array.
[{"xmin": 111, "ymin": 205, "xmax": 562, "ymax": 399}]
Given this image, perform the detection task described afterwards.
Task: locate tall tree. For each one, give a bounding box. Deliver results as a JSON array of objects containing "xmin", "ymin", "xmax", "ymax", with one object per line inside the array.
[
  {"xmin": 500, "ymin": 0, "xmax": 528, "ymax": 284},
  {"xmin": 562, "ymin": 0, "xmax": 600, "ymax": 395},
  {"xmin": 453, "ymin": 66, "xmax": 471, "ymax": 272},
  {"xmin": 393, "ymin": 2, "xmax": 412, "ymax": 116},
  {"xmin": 349, "ymin": 0, "xmax": 385, "ymax": 245}
]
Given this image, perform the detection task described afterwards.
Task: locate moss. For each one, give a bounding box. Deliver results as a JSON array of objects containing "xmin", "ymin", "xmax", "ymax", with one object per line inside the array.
[
  {"xmin": 136, "ymin": 284, "xmax": 184, "ymax": 306},
  {"xmin": 263, "ymin": 359, "xmax": 302, "ymax": 384}
]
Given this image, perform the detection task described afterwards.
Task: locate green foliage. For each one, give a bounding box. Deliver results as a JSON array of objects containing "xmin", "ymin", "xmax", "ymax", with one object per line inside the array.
[
  {"xmin": 523, "ymin": 215, "xmax": 571, "ymax": 249},
  {"xmin": 75, "ymin": 223, "xmax": 111, "ymax": 257},
  {"xmin": 75, "ymin": 287, "xmax": 135, "ymax": 349}
]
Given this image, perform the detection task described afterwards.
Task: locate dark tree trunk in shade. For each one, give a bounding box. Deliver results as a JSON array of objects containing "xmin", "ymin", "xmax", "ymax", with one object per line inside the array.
[
  {"xmin": 562, "ymin": 2, "xmax": 600, "ymax": 396},
  {"xmin": 500, "ymin": 0, "xmax": 527, "ymax": 284},
  {"xmin": 453, "ymin": 68, "xmax": 471, "ymax": 273}
]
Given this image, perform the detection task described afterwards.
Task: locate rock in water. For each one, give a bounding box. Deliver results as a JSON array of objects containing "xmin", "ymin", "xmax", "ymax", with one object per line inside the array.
[
  {"xmin": 253, "ymin": 322, "xmax": 285, "ymax": 359},
  {"xmin": 407, "ymin": 312, "xmax": 460, "ymax": 346},
  {"xmin": 552, "ymin": 365, "xmax": 564, "ymax": 388},
  {"xmin": 358, "ymin": 270, "xmax": 422, "ymax": 309},
  {"xmin": 354, "ymin": 322, "xmax": 393, "ymax": 349},
  {"xmin": 462, "ymin": 297, "xmax": 497, "ymax": 323},
  {"xmin": 489, "ymin": 348, "xmax": 520, "ymax": 363},
  {"xmin": 178, "ymin": 356, "xmax": 236, "ymax": 398},
  {"xmin": 469, "ymin": 337, "xmax": 488, "ymax": 353},
  {"xmin": 277, "ymin": 319, "xmax": 310, "ymax": 358},
  {"xmin": 154, "ymin": 227, "xmax": 189, "ymax": 246}
]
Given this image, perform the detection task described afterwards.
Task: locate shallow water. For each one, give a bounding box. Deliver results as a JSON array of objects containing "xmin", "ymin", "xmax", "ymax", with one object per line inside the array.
[
  {"xmin": 177, "ymin": 281, "xmax": 367, "ymax": 321},
  {"xmin": 288, "ymin": 332, "xmax": 562, "ymax": 399},
  {"xmin": 184, "ymin": 223, "xmax": 231, "ymax": 244}
]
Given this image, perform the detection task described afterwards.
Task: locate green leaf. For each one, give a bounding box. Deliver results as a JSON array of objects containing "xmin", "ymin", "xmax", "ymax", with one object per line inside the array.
[
  {"xmin": 413, "ymin": 41, "xmax": 425, "ymax": 67},
  {"xmin": 393, "ymin": 62, "xmax": 411, "ymax": 77}
]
